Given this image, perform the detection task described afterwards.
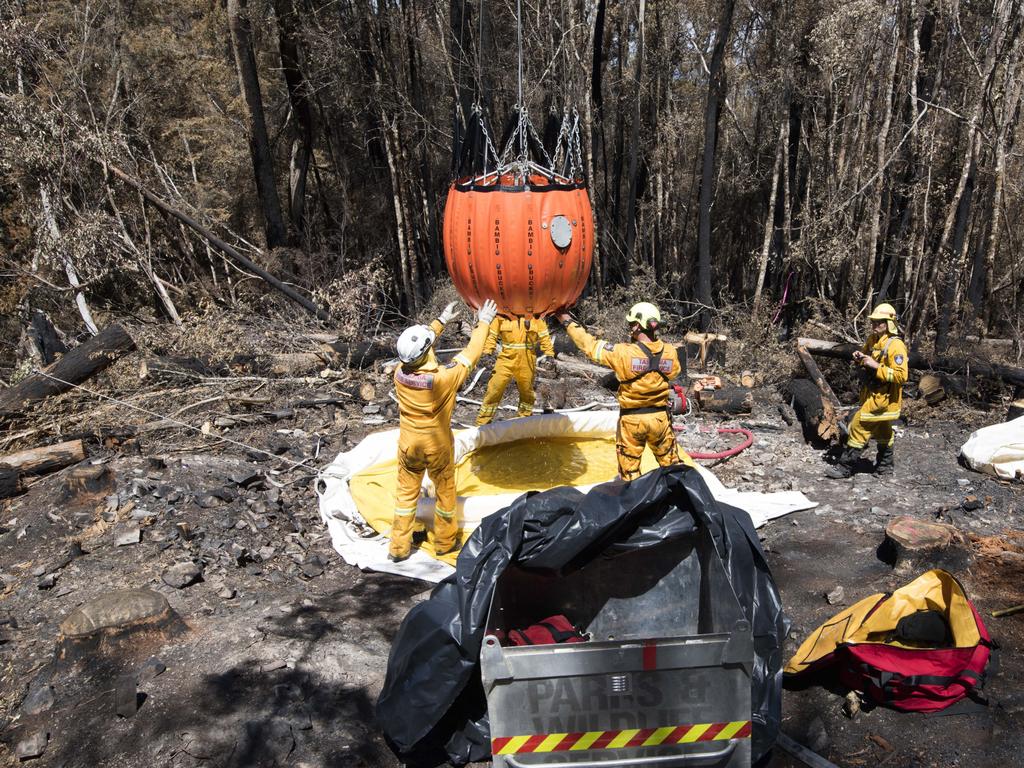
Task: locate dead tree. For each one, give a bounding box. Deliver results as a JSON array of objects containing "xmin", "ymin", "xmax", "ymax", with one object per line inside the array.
[
  {"xmin": 695, "ymin": 0, "xmax": 735, "ymax": 328},
  {"xmin": 227, "ymin": 0, "xmax": 289, "ymax": 248}
]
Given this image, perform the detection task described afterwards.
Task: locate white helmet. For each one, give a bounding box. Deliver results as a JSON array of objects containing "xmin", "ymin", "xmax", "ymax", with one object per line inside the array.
[{"xmin": 396, "ymin": 324, "xmax": 435, "ymax": 364}]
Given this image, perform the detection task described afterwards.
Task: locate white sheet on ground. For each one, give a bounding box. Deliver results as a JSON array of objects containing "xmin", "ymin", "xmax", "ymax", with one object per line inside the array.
[
  {"xmin": 316, "ymin": 411, "xmax": 818, "ymax": 582},
  {"xmin": 960, "ymin": 415, "xmax": 1024, "ymax": 481}
]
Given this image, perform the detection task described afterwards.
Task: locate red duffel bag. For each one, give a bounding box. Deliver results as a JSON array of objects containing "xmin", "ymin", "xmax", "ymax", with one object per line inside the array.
[
  {"xmin": 785, "ymin": 569, "xmax": 993, "ymax": 712},
  {"xmin": 508, "ymin": 615, "xmax": 588, "ymax": 646}
]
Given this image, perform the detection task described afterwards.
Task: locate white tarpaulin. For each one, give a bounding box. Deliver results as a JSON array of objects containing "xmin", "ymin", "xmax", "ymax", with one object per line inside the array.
[
  {"xmin": 960, "ymin": 415, "xmax": 1024, "ymax": 481},
  {"xmin": 317, "ymin": 411, "xmax": 818, "ymax": 582}
]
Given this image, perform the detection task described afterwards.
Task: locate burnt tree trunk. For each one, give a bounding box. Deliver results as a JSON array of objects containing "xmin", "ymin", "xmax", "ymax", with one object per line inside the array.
[
  {"xmin": 695, "ymin": 0, "xmax": 735, "ymax": 328},
  {"xmin": 0, "ymin": 324, "xmax": 136, "ymax": 420},
  {"xmin": 0, "ymin": 467, "xmax": 22, "ymax": 500},
  {"xmin": 697, "ymin": 386, "xmax": 752, "ymax": 414},
  {"xmin": 275, "ymin": 0, "xmax": 314, "ymax": 237},
  {"xmin": 227, "ymin": 0, "xmax": 289, "ymax": 249}
]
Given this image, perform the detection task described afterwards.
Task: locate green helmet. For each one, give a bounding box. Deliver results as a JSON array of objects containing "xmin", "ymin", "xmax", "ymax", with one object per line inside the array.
[{"xmin": 626, "ymin": 302, "xmax": 661, "ymax": 328}]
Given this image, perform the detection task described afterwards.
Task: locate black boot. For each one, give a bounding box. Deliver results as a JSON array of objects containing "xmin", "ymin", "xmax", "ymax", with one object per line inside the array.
[
  {"xmin": 825, "ymin": 447, "xmax": 859, "ymax": 479},
  {"xmin": 875, "ymin": 444, "xmax": 895, "ymax": 476}
]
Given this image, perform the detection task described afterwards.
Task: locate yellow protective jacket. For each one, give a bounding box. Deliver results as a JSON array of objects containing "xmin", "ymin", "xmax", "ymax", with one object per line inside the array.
[
  {"xmin": 565, "ymin": 322, "xmax": 682, "ymax": 410},
  {"xmin": 395, "ymin": 319, "xmax": 489, "ymax": 435},
  {"xmin": 483, "ymin": 318, "xmax": 556, "ymax": 359},
  {"xmin": 857, "ymin": 332, "xmax": 909, "ymax": 421}
]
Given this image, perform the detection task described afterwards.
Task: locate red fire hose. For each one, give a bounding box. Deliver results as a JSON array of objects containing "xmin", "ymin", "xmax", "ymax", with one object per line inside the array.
[{"xmin": 673, "ymin": 425, "xmax": 754, "ymax": 460}]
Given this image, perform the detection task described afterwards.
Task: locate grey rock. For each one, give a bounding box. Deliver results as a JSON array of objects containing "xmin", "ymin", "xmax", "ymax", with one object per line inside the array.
[
  {"xmin": 826, "ymin": 586, "xmax": 845, "ymax": 605},
  {"xmin": 36, "ymin": 574, "xmax": 56, "ymax": 590},
  {"xmin": 260, "ymin": 659, "xmax": 288, "ymax": 673},
  {"xmin": 218, "ymin": 586, "xmax": 237, "ymax": 600},
  {"xmin": 224, "ymin": 542, "xmax": 248, "ymax": 565},
  {"xmin": 193, "ymin": 493, "xmax": 221, "ymax": 509},
  {"xmin": 209, "ymin": 486, "xmax": 238, "ymax": 502},
  {"xmin": 152, "ymin": 484, "xmax": 174, "ymax": 499},
  {"xmin": 138, "ymin": 657, "xmax": 167, "ymax": 680},
  {"xmin": 230, "ymin": 469, "xmax": 263, "ymax": 487},
  {"xmin": 956, "ymin": 478, "xmax": 971, "ymax": 487},
  {"xmin": 60, "ymin": 589, "xmax": 177, "ymax": 638},
  {"xmin": 15, "ymin": 730, "xmax": 48, "ymax": 760},
  {"xmin": 301, "ymin": 557, "xmax": 324, "ymax": 579},
  {"xmin": 258, "ymin": 546, "xmax": 276, "ymax": 562},
  {"xmin": 115, "ymin": 674, "xmax": 138, "ymax": 717},
  {"xmin": 362, "ymin": 403, "xmax": 381, "ymax": 414},
  {"xmin": 20, "ymin": 685, "xmax": 54, "ymax": 716},
  {"xmin": 869, "ymin": 506, "xmax": 885, "ymax": 516},
  {"xmin": 115, "ymin": 527, "xmax": 141, "ymax": 547},
  {"xmin": 805, "ymin": 716, "xmax": 830, "ymax": 753},
  {"xmin": 161, "ymin": 562, "xmax": 202, "ymax": 589}
]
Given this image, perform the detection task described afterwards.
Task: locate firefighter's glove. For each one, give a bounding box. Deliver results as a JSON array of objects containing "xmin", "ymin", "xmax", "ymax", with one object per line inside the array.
[
  {"xmin": 438, "ymin": 301, "xmax": 460, "ymax": 324},
  {"xmin": 478, "ymin": 299, "xmax": 498, "ymax": 325}
]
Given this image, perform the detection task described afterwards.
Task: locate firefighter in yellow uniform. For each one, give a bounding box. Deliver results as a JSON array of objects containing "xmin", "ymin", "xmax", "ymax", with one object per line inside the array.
[
  {"xmin": 390, "ymin": 298, "xmax": 498, "ymax": 561},
  {"xmin": 556, "ymin": 302, "xmax": 692, "ymax": 481},
  {"xmin": 826, "ymin": 303, "xmax": 909, "ymax": 479},
  {"xmin": 476, "ymin": 317, "xmax": 556, "ymax": 425}
]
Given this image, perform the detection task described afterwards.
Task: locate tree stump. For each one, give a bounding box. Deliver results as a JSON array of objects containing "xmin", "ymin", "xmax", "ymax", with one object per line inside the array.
[{"xmin": 879, "ymin": 516, "xmax": 970, "ymax": 570}]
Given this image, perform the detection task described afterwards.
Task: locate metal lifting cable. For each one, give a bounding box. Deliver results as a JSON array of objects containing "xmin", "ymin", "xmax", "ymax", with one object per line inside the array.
[{"xmin": 516, "ymin": 0, "xmax": 524, "ymax": 110}]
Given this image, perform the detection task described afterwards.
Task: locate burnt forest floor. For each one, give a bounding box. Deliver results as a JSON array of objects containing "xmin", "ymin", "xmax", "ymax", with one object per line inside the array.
[{"xmin": 1, "ymin": 324, "xmax": 1023, "ymax": 768}]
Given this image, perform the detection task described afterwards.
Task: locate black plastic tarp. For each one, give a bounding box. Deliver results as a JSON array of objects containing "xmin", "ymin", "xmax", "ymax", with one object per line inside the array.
[{"xmin": 376, "ymin": 464, "xmax": 789, "ymax": 766}]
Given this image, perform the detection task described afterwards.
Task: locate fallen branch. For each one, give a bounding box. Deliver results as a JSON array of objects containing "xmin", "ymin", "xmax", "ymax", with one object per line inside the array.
[
  {"xmin": 0, "ymin": 439, "xmax": 86, "ymax": 475},
  {"xmin": 798, "ymin": 336, "xmax": 1024, "ymax": 388},
  {"xmin": 101, "ymin": 161, "xmax": 330, "ymax": 321},
  {"xmin": 796, "ymin": 345, "xmax": 841, "ymax": 441},
  {"xmin": 0, "ymin": 324, "xmax": 136, "ymax": 421}
]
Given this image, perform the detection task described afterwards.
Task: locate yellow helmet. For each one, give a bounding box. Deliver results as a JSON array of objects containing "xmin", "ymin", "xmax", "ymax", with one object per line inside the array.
[
  {"xmin": 626, "ymin": 302, "xmax": 661, "ymax": 327},
  {"xmin": 868, "ymin": 303, "xmax": 899, "ymax": 335},
  {"xmin": 868, "ymin": 303, "xmax": 897, "ymax": 321}
]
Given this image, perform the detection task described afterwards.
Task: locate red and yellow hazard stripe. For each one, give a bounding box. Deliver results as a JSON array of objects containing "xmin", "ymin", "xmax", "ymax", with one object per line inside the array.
[{"xmin": 491, "ymin": 721, "xmax": 751, "ymax": 755}]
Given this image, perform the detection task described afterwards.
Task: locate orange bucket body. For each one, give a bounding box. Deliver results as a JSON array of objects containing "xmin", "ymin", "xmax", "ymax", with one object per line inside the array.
[{"xmin": 442, "ymin": 173, "xmax": 594, "ymax": 318}]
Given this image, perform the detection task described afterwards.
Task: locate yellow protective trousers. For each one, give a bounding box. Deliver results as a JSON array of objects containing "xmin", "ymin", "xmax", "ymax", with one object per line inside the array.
[
  {"xmin": 389, "ymin": 430, "xmax": 459, "ymax": 558},
  {"xmin": 846, "ymin": 407, "xmax": 895, "ymax": 450},
  {"xmin": 476, "ymin": 353, "xmax": 537, "ymax": 424},
  {"xmin": 616, "ymin": 410, "xmax": 680, "ymax": 481}
]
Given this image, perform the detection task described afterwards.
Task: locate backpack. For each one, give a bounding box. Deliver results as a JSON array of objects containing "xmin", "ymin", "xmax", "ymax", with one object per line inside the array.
[
  {"xmin": 784, "ymin": 569, "xmax": 993, "ymax": 712},
  {"xmin": 508, "ymin": 615, "xmax": 588, "ymax": 646}
]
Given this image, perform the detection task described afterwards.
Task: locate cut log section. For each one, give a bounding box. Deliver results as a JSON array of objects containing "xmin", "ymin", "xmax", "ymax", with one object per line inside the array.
[
  {"xmin": 0, "ymin": 439, "xmax": 87, "ymax": 476},
  {"xmin": 0, "ymin": 324, "xmax": 136, "ymax": 421},
  {"xmin": 919, "ymin": 373, "xmax": 946, "ymax": 405},
  {"xmin": 696, "ymin": 386, "xmax": 753, "ymax": 414}
]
